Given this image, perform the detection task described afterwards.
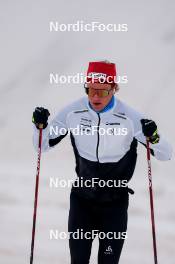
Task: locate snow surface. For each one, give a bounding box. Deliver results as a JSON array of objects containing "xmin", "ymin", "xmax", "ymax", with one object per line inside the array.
[{"xmin": 0, "ymin": 0, "xmax": 175, "ymax": 263}]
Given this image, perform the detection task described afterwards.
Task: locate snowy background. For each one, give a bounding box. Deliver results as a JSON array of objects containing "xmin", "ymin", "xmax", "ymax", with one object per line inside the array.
[{"xmin": 0, "ymin": 0, "xmax": 175, "ymax": 263}]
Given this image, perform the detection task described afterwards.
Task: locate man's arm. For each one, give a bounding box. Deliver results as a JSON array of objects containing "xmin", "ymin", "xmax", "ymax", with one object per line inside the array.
[
  {"xmin": 135, "ymin": 121, "xmax": 172, "ymax": 161},
  {"xmin": 32, "ymin": 98, "xmax": 86, "ymax": 152},
  {"xmin": 122, "ymin": 102, "xmax": 173, "ymax": 161},
  {"xmin": 133, "ymin": 115, "xmax": 172, "ymax": 161},
  {"xmin": 32, "ymin": 107, "xmax": 68, "ymax": 152}
]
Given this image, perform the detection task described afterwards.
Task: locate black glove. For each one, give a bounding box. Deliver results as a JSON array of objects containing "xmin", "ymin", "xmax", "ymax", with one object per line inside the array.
[
  {"xmin": 141, "ymin": 119, "xmax": 160, "ymax": 144},
  {"xmin": 32, "ymin": 107, "xmax": 50, "ymax": 129}
]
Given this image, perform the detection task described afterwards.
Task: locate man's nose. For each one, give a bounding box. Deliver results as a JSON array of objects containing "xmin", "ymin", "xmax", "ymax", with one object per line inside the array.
[{"xmin": 93, "ymin": 93, "xmax": 100, "ymax": 99}]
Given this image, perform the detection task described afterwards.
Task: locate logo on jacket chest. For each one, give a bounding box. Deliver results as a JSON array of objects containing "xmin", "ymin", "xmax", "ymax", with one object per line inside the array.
[
  {"xmin": 77, "ymin": 117, "xmax": 128, "ymax": 136},
  {"xmin": 80, "ymin": 117, "xmax": 92, "ymax": 133}
]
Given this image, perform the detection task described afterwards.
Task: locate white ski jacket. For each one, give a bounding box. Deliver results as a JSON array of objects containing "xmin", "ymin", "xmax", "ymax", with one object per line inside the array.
[
  {"xmin": 33, "ymin": 96, "xmax": 172, "ymax": 162},
  {"xmin": 33, "ymin": 96, "xmax": 172, "ymax": 201}
]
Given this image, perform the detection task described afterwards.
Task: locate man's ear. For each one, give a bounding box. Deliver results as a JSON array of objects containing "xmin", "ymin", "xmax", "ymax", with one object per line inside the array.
[{"xmin": 113, "ymin": 84, "xmax": 119, "ymax": 94}]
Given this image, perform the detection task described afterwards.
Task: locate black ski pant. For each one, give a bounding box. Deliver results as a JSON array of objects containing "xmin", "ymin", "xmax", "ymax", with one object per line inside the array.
[{"xmin": 68, "ymin": 191, "xmax": 129, "ymax": 264}]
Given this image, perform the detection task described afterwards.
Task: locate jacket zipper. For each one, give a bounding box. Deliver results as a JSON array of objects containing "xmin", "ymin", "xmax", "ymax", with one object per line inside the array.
[{"xmin": 96, "ymin": 113, "xmax": 101, "ymax": 162}]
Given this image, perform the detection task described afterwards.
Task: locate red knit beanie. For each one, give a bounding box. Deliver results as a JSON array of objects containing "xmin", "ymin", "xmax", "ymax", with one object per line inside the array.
[{"xmin": 86, "ymin": 60, "xmax": 117, "ymax": 84}]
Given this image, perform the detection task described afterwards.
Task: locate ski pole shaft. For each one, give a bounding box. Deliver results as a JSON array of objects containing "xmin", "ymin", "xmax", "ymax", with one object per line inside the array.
[
  {"xmin": 30, "ymin": 126, "xmax": 43, "ymax": 264},
  {"xmin": 146, "ymin": 139, "xmax": 158, "ymax": 264}
]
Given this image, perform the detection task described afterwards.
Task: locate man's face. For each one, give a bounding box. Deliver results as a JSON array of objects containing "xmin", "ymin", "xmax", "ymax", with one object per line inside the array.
[{"xmin": 87, "ymin": 83, "xmax": 115, "ymax": 112}]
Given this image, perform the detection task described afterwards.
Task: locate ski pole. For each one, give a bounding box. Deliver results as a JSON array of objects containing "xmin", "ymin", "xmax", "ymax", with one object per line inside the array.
[
  {"xmin": 30, "ymin": 125, "xmax": 43, "ymax": 264},
  {"xmin": 146, "ymin": 138, "xmax": 158, "ymax": 264}
]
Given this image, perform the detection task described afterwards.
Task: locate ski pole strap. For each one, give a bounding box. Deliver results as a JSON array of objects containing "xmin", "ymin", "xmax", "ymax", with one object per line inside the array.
[{"xmin": 128, "ymin": 187, "xmax": 134, "ymax": 195}]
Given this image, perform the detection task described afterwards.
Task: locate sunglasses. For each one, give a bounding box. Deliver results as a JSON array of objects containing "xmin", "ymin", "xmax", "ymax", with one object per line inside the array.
[{"xmin": 84, "ymin": 84, "xmax": 113, "ymax": 98}]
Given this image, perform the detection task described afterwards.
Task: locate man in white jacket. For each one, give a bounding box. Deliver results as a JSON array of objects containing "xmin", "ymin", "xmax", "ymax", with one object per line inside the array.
[{"xmin": 32, "ymin": 61, "xmax": 172, "ymax": 264}]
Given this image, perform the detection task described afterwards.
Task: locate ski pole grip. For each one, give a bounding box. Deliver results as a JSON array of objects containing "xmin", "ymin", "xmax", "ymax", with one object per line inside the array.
[{"xmin": 38, "ymin": 124, "xmax": 44, "ymax": 129}]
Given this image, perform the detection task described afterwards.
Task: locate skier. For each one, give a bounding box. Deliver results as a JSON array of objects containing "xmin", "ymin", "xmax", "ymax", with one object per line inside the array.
[{"xmin": 32, "ymin": 61, "xmax": 172, "ymax": 264}]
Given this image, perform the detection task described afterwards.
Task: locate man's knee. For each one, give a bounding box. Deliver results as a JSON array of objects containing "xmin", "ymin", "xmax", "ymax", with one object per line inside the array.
[{"xmin": 69, "ymin": 239, "xmax": 92, "ymax": 264}]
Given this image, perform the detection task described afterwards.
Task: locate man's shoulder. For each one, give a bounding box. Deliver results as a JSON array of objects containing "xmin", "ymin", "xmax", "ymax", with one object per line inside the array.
[
  {"xmin": 64, "ymin": 96, "xmax": 88, "ymax": 112},
  {"xmin": 115, "ymin": 98, "xmax": 145, "ymax": 120},
  {"xmin": 55, "ymin": 97, "xmax": 89, "ymax": 118}
]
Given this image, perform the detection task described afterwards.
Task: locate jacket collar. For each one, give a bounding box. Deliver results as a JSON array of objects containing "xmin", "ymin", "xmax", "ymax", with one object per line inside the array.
[{"xmin": 85, "ymin": 96, "xmax": 117, "ymax": 118}]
